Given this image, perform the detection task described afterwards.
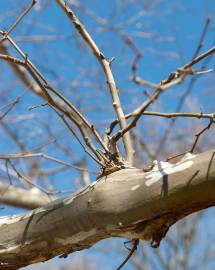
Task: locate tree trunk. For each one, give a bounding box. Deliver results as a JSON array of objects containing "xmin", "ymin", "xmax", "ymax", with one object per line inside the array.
[{"xmin": 0, "ymin": 149, "xmax": 215, "ymax": 269}]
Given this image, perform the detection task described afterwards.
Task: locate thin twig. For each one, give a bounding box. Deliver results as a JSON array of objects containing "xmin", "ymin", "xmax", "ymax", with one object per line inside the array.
[
  {"xmin": 166, "ymin": 151, "xmax": 189, "ymax": 162},
  {"xmin": 166, "ymin": 120, "xmax": 214, "ymax": 161},
  {"xmin": 191, "ymin": 17, "xmax": 210, "ymax": 60},
  {"xmin": 6, "ymin": 160, "xmax": 53, "ymax": 197},
  {"xmin": 0, "ymin": 50, "xmax": 103, "ymax": 164},
  {"xmin": 128, "ymin": 111, "xmax": 215, "ymax": 121},
  {"xmin": 0, "ymin": 152, "xmax": 97, "ymax": 174},
  {"xmin": 2, "ymin": 0, "xmax": 37, "ymax": 38},
  {"xmin": 111, "ymin": 45, "xmax": 215, "ymax": 142},
  {"xmin": 0, "ymin": 35, "xmax": 107, "ymax": 165},
  {"xmin": 183, "ymin": 45, "xmax": 215, "ymax": 70},
  {"xmin": 190, "ymin": 120, "xmax": 213, "ymax": 153},
  {"xmin": 111, "ymin": 75, "xmax": 186, "ymax": 142},
  {"xmin": 51, "ymin": 106, "xmax": 105, "ymax": 166},
  {"xmin": 156, "ymin": 17, "xmax": 212, "ymax": 156},
  {"xmin": 116, "ymin": 239, "xmax": 139, "ymax": 270},
  {"xmin": 0, "ymin": 97, "xmax": 21, "ymax": 121},
  {"xmin": 45, "ymin": 84, "xmax": 108, "ymax": 154},
  {"xmin": 2, "ymin": 34, "xmax": 48, "ymax": 84},
  {"xmin": 123, "ymin": 36, "xmax": 154, "ymax": 88},
  {"xmin": 0, "ymin": 53, "xmax": 26, "ymax": 66},
  {"xmin": 0, "ymin": 116, "xmax": 44, "ymax": 182},
  {"xmin": 130, "ymin": 75, "xmax": 158, "ymax": 88}
]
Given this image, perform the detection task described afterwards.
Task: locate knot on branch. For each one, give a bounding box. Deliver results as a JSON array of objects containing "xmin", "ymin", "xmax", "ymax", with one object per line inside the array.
[{"xmin": 97, "ymin": 153, "xmax": 131, "ymax": 179}]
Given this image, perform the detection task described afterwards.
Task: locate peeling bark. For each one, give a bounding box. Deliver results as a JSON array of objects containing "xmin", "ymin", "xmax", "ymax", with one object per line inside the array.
[{"xmin": 0, "ymin": 150, "xmax": 215, "ymax": 269}]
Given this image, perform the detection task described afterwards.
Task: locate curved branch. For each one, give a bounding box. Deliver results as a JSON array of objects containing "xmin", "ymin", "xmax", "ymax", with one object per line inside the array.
[
  {"xmin": 0, "ymin": 43, "xmax": 106, "ymax": 164},
  {"xmin": 112, "ymin": 45, "xmax": 215, "ymax": 142},
  {"xmin": 0, "ymin": 149, "xmax": 215, "ymax": 269},
  {"xmin": 0, "ymin": 183, "xmax": 52, "ymax": 210},
  {"xmin": 56, "ymin": 0, "xmax": 134, "ymax": 164}
]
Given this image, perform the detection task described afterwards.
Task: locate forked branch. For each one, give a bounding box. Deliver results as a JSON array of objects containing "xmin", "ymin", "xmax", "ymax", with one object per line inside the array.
[
  {"xmin": 56, "ymin": 0, "xmax": 134, "ymax": 164},
  {"xmin": 0, "ymin": 35, "xmax": 108, "ymax": 166},
  {"xmin": 111, "ymin": 45, "xmax": 215, "ymax": 142}
]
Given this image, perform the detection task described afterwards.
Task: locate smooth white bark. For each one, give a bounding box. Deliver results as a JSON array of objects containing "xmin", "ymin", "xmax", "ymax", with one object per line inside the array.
[
  {"xmin": 0, "ymin": 183, "xmax": 52, "ymax": 209},
  {"xmin": 0, "ymin": 149, "xmax": 215, "ymax": 269}
]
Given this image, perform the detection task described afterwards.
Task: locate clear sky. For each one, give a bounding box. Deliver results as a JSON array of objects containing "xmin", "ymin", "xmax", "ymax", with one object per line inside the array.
[{"xmin": 0, "ymin": 0, "xmax": 215, "ymax": 269}]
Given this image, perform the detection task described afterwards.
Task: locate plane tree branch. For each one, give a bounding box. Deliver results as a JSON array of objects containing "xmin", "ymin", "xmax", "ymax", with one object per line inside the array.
[{"xmin": 0, "ymin": 149, "xmax": 215, "ymax": 269}]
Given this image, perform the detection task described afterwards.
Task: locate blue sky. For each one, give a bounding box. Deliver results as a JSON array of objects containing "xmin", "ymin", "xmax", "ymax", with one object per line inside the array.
[{"xmin": 0, "ymin": 0, "xmax": 215, "ymax": 269}]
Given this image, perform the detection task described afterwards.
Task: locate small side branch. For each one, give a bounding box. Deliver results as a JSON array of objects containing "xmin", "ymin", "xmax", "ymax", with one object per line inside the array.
[
  {"xmin": 129, "ymin": 111, "xmax": 215, "ymax": 121},
  {"xmin": 0, "ymin": 96, "xmax": 21, "ymax": 121},
  {"xmin": 190, "ymin": 120, "xmax": 214, "ymax": 153},
  {"xmin": 116, "ymin": 239, "xmax": 139, "ymax": 270},
  {"xmin": 0, "ymin": 0, "xmax": 36, "ymax": 43},
  {"xmin": 0, "ymin": 152, "xmax": 97, "ymax": 174},
  {"xmin": 0, "ymin": 183, "xmax": 51, "ymax": 210},
  {"xmin": 0, "ymin": 35, "xmax": 107, "ymax": 166},
  {"xmin": 56, "ymin": 0, "xmax": 134, "ymax": 164},
  {"xmin": 111, "ymin": 45, "xmax": 215, "ymax": 143},
  {"xmin": 166, "ymin": 120, "xmax": 214, "ymax": 161}
]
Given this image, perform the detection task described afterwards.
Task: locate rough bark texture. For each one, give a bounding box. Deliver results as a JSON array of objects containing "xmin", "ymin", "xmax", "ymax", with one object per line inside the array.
[{"xmin": 0, "ymin": 149, "xmax": 215, "ymax": 269}]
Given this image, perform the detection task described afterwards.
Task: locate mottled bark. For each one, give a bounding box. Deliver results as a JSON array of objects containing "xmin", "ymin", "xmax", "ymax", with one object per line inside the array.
[{"xmin": 0, "ymin": 149, "xmax": 215, "ymax": 269}]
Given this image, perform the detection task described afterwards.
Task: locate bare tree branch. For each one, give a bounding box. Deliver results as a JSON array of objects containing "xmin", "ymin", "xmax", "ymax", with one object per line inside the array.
[
  {"xmin": 116, "ymin": 239, "xmax": 139, "ymax": 270},
  {"xmin": 0, "ymin": 152, "xmax": 97, "ymax": 174},
  {"xmin": 111, "ymin": 45, "xmax": 215, "ymax": 142},
  {"xmin": 0, "ymin": 97, "xmax": 21, "ymax": 121},
  {"xmin": 0, "ymin": 1, "xmax": 36, "ymax": 41},
  {"xmin": 109, "ymin": 111, "xmax": 215, "ymax": 134},
  {"xmin": 0, "ymin": 41, "xmax": 107, "ymax": 165},
  {"xmin": 0, "ymin": 2, "xmax": 215, "ymax": 270},
  {"xmin": 56, "ymin": 0, "xmax": 134, "ymax": 164},
  {"xmin": 0, "ymin": 183, "xmax": 51, "ymax": 210},
  {"xmin": 0, "ymin": 150, "xmax": 215, "ymax": 269}
]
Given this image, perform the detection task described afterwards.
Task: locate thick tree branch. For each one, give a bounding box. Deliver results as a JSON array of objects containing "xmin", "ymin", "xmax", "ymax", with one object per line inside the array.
[
  {"xmin": 0, "ymin": 183, "xmax": 51, "ymax": 210},
  {"xmin": 0, "ymin": 149, "xmax": 215, "ymax": 269}
]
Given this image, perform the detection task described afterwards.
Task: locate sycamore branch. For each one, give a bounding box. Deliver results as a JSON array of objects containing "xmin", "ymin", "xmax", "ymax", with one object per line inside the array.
[
  {"xmin": 56, "ymin": 0, "xmax": 134, "ymax": 164},
  {"xmin": 132, "ymin": 111, "xmax": 215, "ymax": 120},
  {"xmin": 0, "ymin": 0, "xmax": 36, "ymax": 41},
  {"xmin": 108, "ymin": 111, "xmax": 215, "ymax": 135},
  {"xmin": 0, "ymin": 41, "xmax": 108, "ymax": 165},
  {"xmin": 111, "ymin": 46, "xmax": 215, "ymax": 142},
  {"xmin": 0, "ymin": 152, "xmax": 97, "ymax": 174},
  {"xmin": 0, "ymin": 183, "xmax": 51, "ymax": 210},
  {"xmin": 0, "ymin": 149, "xmax": 215, "ymax": 269}
]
